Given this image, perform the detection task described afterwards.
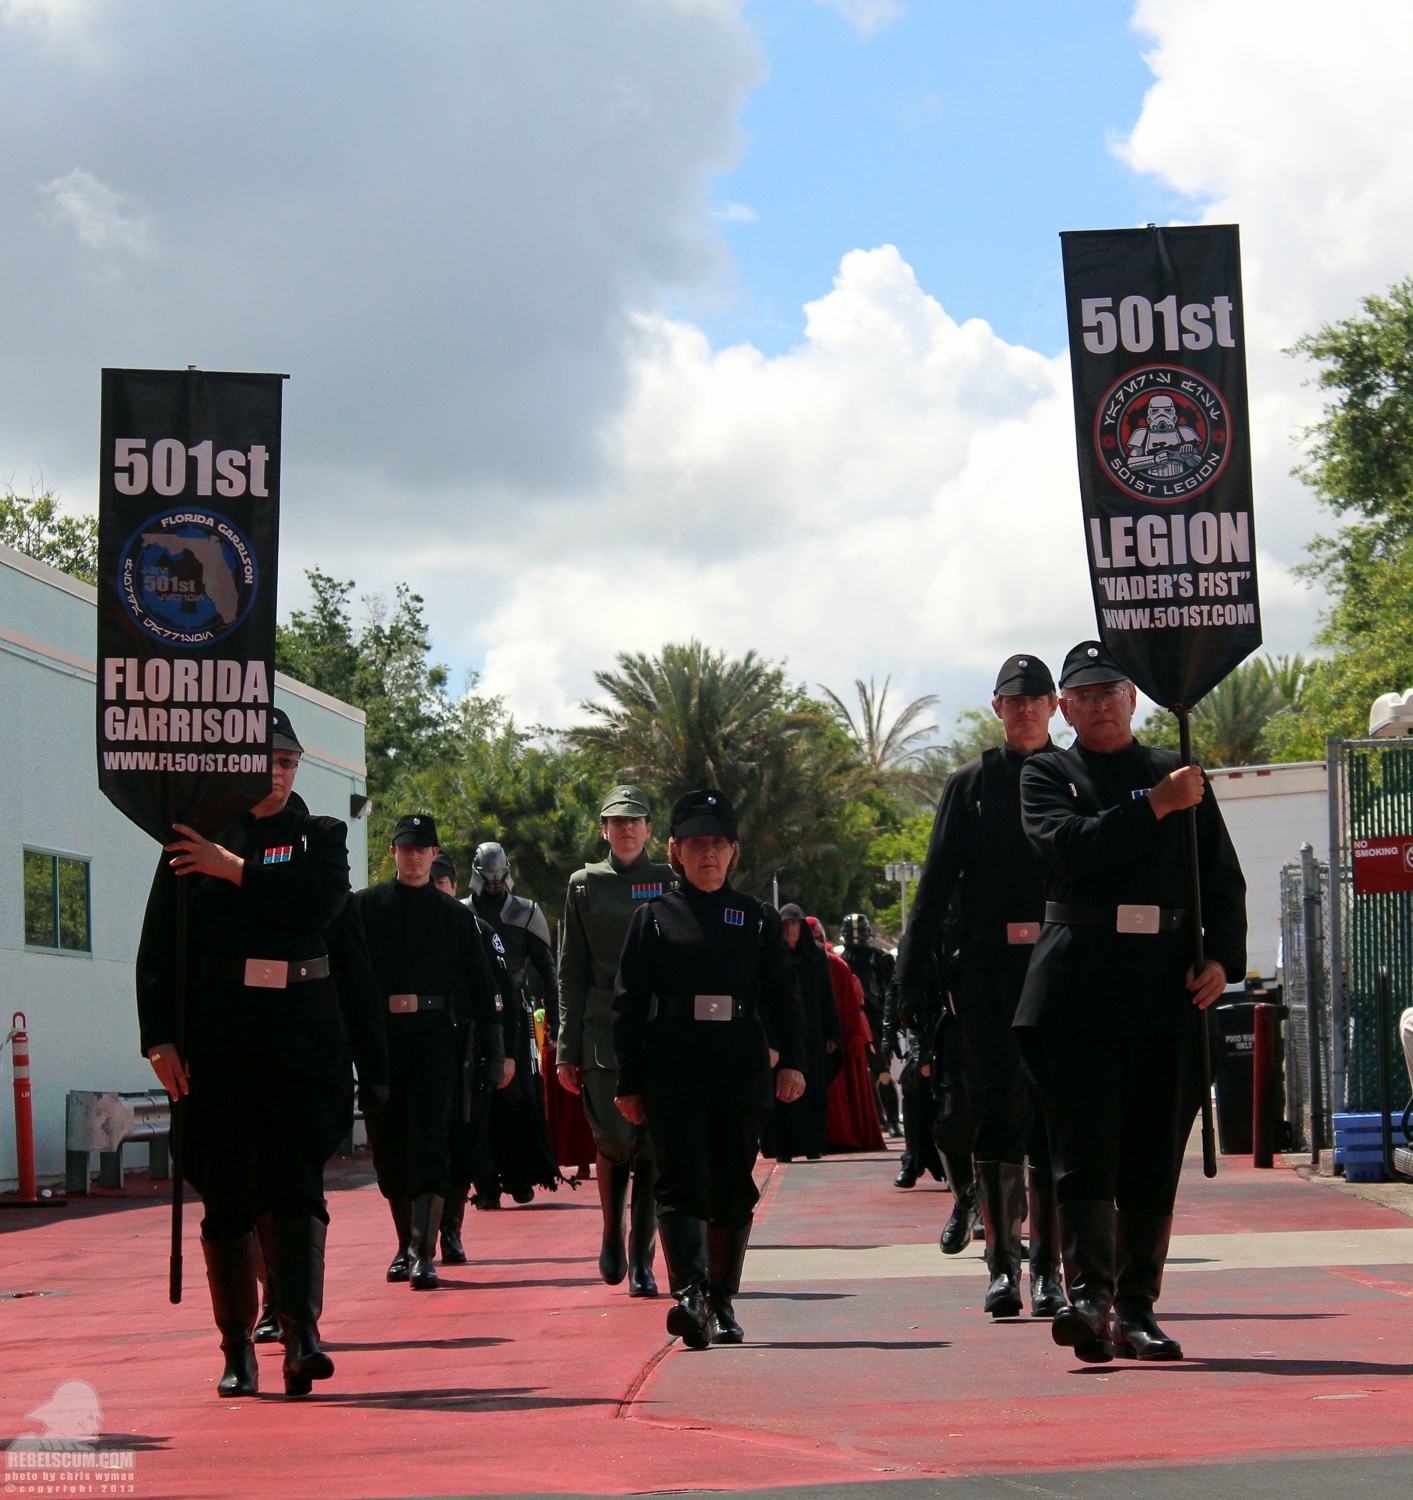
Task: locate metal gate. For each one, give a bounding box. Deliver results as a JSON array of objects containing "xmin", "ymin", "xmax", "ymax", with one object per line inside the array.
[
  {"xmin": 1280, "ymin": 855, "xmax": 1331, "ymax": 1150},
  {"xmin": 1329, "ymin": 736, "xmax": 1413, "ymax": 1115}
]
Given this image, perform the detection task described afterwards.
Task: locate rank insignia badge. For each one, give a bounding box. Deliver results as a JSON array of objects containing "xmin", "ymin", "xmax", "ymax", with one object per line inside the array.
[
  {"xmin": 263, "ymin": 846, "xmax": 293, "ymax": 864},
  {"xmin": 724, "ymin": 908, "xmax": 744, "ymax": 927},
  {"xmin": 632, "ymin": 883, "xmax": 663, "ymax": 899}
]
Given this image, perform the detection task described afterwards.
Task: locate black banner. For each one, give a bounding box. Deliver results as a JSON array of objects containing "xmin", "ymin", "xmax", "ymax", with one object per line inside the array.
[
  {"xmin": 97, "ymin": 369, "xmax": 282, "ymax": 842},
  {"xmin": 1060, "ymin": 225, "xmax": 1261, "ymax": 708}
]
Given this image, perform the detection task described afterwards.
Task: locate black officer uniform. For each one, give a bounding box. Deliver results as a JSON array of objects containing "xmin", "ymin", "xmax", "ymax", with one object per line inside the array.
[
  {"xmin": 761, "ymin": 903, "xmax": 844, "ymax": 1161},
  {"xmin": 880, "ymin": 976, "xmax": 944, "ymax": 1189},
  {"xmin": 353, "ymin": 815, "xmax": 506, "ymax": 1292},
  {"xmin": 135, "ymin": 709, "xmax": 369, "ymax": 1399},
  {"xmin": 894, "ymin": 654, "xmax": 1065, "ymax": 1320},
  {"xmin": 466, "ymin": 842, "xmax": 562, "ymax": 1212},
  {"xmin": 840, "ymin": 915, "xmax": 900, "ymax": 1136},
  {"xmin": 613, "ymin": 790, "xmax": 807, "ymax": 1349},
  {"xmin": 1017, "ymin": 640, "xmax": 1246, "ymax": 1364}
]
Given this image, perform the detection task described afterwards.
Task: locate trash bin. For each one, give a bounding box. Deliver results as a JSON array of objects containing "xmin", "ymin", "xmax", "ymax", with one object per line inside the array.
[{"xmin": 1214, "ymin": 1001, "xmax": 1257, "ymax": 1154}]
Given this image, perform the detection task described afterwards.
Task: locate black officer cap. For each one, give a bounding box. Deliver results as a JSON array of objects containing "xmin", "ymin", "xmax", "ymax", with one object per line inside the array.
[
  {"xmin": 391, "ymin": 813, "xmax": 439, "ymax": 847},
  {"xmin": 669, "ymin": 789, "xmax": 739, "ymax": 841},
  {"xmin": 430, "ymin": 852, "xmax": 456, "ymax": 883},
  {"xmin": 994, "ymin": 653, "xmax": 1055, "ymax": 698},
  {"xmin": 1059, "ymin": 640, "xmax": 1130, "ymax": 689},
  {"xmin": 270, "ymin": 707, "xmax": 303, "ymax": 752}
]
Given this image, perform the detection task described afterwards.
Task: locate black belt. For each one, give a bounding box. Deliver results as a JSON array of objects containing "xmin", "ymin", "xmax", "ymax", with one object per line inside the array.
[
  {"xmin": 968, "ymin": 923, "xmax": 1042, "ymax": 946},
  {"xmin": 1045, "ymin": 902, "xmax": 1186, "ymax": 935},
  {"xmin": 242, "ymin": 955, "xmax": 330, "ymax": 989},
  {"xmin": 387, "ymin": 993, "xmax": 449, "ymax": 1014},
  {"xmin": 653, "ymin": 994, "xmax": 756, "ymax": 1021}
]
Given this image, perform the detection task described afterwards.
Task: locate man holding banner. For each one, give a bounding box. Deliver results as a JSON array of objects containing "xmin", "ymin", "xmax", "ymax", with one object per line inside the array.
[{"xmin": 1016, "ymin": 640, "xmax": 1245, "ymax": 1364}]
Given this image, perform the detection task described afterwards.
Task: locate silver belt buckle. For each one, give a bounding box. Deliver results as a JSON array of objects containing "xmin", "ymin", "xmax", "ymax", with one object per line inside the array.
[
  {"xmin": 1006, "ymin": 922, "xmax": 1040, "ymax": 945},
  {"xmin": 1116, "ymin": 904, "xmax": 1161, "ymax": 935},
  {"xmin": 694, "ymin": 995, "xmax": 733, "ymax": 1021},
  {"xmin": 388, "ymin": 993, "xmax": 419, "ymax": 1014},
  {"xmin": 244, "ymin": 958, "xmax": 288, "ymax": 989}
]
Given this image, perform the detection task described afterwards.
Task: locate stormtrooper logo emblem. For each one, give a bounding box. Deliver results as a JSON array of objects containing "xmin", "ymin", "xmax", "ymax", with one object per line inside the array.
[{"xmin": 1094, "ymin": 365, "xmax": 1230, "ymax": 503}]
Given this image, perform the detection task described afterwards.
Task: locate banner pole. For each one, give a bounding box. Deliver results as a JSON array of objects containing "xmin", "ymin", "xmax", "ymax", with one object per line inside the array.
[
  {"xmin": 169, "ymin": 872, "xmax": 187, "ymax": 1304},
  {"xmin": 1177, "ymin": 706, "xmax": 1218, "ymax": 1179}
]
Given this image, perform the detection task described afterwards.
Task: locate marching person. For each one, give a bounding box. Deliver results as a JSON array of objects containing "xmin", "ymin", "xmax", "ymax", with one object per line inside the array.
[
  {"xmin": 1017, "ymin": 640, "xmax": 1246, "ymax": 1363},
  {"xmin": 761, "ymin": 903, "xmax": 842, "ymax": 1162},
  {"xmin": 881, "ymin": 978, "xmax": 943, "ymax": 1190},
  {"xmin": 894, "ymin": 654, "xmax": 1065, "ymax": 1319},
  {"xmin": 817, "ymin": 918, "xmax": 886, "ymax": 1154},
  {"xmin": 352, "ymin": 816, "xmax": 509, "ymax": 1292},
  {"xmin": 465, "ymin": 843, "xmax": 561, "ymax": 1210},
  {"xmin": 558, "ymin": 787, "xmax": 677, "ymax": 1297},
  {"xmin": 137, "ymin": 709, "xmax": 358, "ymax": 1399},
  {"xmin": 841, "ymin": 914, "xmax": 900, "ymax": 1137},
  {"xmin": 612, "ymin": 790, "xmax": 807, "ymax": 1348}
]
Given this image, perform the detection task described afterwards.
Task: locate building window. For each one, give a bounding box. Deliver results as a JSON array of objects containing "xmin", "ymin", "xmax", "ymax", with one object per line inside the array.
[{"xmin": 23, "ymin": 849, "xmax": 91, "ymax": 954}]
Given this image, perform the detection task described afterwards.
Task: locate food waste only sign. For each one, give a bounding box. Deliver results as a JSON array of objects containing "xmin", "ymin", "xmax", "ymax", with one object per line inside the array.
[
  {"xmin": 1060, "ymin": 224, "xmax": 1262, "ymax": 710},
  {"xmin": 96, "ymin": 369, "xmax": 283, "ymax": 842}
]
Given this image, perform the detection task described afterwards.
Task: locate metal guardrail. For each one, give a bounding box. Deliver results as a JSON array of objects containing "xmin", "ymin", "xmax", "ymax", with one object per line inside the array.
[{"xmin": 65, "ymin": 1090, "xmax": 171, "ymax": 1193}]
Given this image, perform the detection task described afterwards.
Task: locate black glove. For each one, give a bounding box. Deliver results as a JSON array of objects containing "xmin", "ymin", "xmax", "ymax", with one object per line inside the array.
[{"xmin": 358, "ymin": 1082, "xmax": 390, "ymax": 1115}]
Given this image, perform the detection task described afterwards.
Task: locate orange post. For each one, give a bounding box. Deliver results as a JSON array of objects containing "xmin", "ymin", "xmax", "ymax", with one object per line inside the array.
[
  {"xmin": 1252, "ymin": 1002, "xmax": 1276, "ymax": 1169},
  {"xmin": 10, "ymin": 1012, "xmax": 37, "ymax": 1201}
]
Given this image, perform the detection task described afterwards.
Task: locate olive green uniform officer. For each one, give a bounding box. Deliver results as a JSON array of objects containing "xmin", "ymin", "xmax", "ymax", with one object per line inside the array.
[{"xmin": 558, "ymin": 786, "xmax": 677, "ymax": 1296}]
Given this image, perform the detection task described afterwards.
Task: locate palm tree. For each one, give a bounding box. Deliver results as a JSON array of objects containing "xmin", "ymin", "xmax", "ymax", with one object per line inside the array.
[
  {"xmin": 567, "ymin": 640, "xmax": 862, "ymax": 892},
  {"xmin": 820, "ymin": 676, "xmax": 939, "ymax": 776}
]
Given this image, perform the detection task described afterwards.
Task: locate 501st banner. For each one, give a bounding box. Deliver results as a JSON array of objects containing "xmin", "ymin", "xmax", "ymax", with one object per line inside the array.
[{"xmin": 95, "ymin": 366, "xmax": 285, "ymax": 1301}]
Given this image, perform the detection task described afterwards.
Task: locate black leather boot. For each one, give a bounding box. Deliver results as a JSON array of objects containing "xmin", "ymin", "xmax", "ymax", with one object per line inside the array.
[
  {"xmin": 657, "ymin": 1211, "xmax": 711, "ymax": 1350},
  {"xmin": 273, "ymin": 1215, "xmax": 335, "ymax": 1397},
  {"xmin": 939, "ymin": 1152, "xmax": 979, "ymax": 1255},
  {"xmin": 202, "ymin": 1234, "xmax": 259, "ymax": 1397},
  {"xmin": 408, "ymin": 1194, "xmax": 444, "ymax": 1291},
  {"xmin": 440, "ymin": 1188, "xmax": 469, "ymax": 1265},
  {"xmin": 1112, "ymin": 1212, "xmax": 1183, "ymax": 1360},
  {"xmin": 627, "ymin": 1160, "xmax": 659, "ymax": 1298},
  {"xmin": 1027, "ymin": 1168, "xmax": 1065, "ymax": 1318},
  {"xmin": 1052, "ymin": 1199, "xmax": 1116, "ymax": 1363},
  {"xmin": 707, "ymin": 1222, "xmax": 751, "ymax": 1344},
  {"xmin": 597, "ymin": 1153, "xmax": 630, "ymax": 1286},
  {"xmin": 385, "ymin": 1196, "xmax": 412, "ymax": 1283},
  {"xmin": 252, "ymin": 1212, "xmax": 281, "ymax": 1343},
  {"xmin": 894, "ymin": 1152, "xmax": 919, "ymax": 1189},
  {"xmin": 977, "ymin": 1161, "xmax": 1026, "ymax": 1318}
]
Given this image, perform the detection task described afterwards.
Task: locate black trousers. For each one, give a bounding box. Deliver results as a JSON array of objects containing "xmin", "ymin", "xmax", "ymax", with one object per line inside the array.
[
  {"xmin": 644, "ymin": 1089, "xmax": 767, "ymax": 1228},
  {"xmin": 366, "ymin": 1012, "xmax": 458, "ymax": 1200},
  {"xmin": 1018, "ymin": 1030, "xmax": 1202, "ymax": 1213},
  {"xmin": 899, "ymin": 1055, "xmax": 943, "ymax": 1177},
  {"xmin": 185, "ymin": 1074, "xmax": 333, "ymax": 1240}
]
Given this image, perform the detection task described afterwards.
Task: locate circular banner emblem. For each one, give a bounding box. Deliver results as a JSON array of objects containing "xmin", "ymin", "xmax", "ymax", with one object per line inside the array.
[
  {"xmin": 1094, "ymin": 365, "xmax": 1230, "ymax": 503},
  {"xmin": 119, "ymin": 508, "xmax": 258, "ymax": 646}
]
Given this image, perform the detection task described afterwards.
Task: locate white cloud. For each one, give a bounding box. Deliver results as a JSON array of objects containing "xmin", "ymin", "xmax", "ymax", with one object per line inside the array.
[
  {"xmin": 813, "ymin": 0, "xmax": 903, "ymax": 38},
  {"xmin": 37, "ymin": 168, "xmax": 154, "ymax": 270},
  {"xmin": 715, "ymin": 199, "xmax": 757, "ymax": 222}
]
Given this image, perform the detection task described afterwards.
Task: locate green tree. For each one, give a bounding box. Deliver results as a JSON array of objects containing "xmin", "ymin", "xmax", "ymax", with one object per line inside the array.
[
  {"xmin": 386, "ymin": 700, "xmax": 603, "ymax": 923},
  {"xmin": 567, "ymin": 639, "xmax": 877, "ymax": 912},
  {"xmin": 1264, "ymin": 279, "xmax": 1413, "ymax": 754},
  {"xmin": 1140, "ymin": 654, "xmax": 1308, "ymax": 765},
  {"xmin": 819, "ymin": 676, "xmax": 939, "ymax": 777},
  {"xmin": 0, "ymin": 488, "xmax": 97, "ymax": 583},
  {"xmin": 276, "ymin": 568, "xmax": 456, "ymax": 832}
]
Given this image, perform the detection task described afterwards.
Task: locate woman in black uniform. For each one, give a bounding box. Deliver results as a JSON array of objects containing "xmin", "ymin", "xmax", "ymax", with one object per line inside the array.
[{"xmin": 613, "ymin": 790, "xmax": 807, "ymax": 1349}]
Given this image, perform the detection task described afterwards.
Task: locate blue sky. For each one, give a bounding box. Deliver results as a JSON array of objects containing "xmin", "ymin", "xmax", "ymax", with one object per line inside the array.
[{"xmin": 695, "ymin": 0, "xmax": 1178, "ymax": 357}]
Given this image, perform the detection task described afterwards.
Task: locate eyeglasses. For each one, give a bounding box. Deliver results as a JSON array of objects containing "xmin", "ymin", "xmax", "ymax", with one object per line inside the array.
[{"xmin": 1062, "ymin": 683, "xmax": 1130, "ymax": 707}]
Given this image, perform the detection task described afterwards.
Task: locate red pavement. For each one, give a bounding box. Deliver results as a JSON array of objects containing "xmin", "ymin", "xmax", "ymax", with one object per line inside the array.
[{"xmin": 2, "ymin": 1147, "xmax": 1413, "ymax": 1498}]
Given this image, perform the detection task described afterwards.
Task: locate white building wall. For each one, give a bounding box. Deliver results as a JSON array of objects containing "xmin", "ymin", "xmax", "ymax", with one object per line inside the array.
[
  {"xmin": 1208, "ymin": 761, "xmax": 1329, "ymax": 981},
  {"xmin": 0, "ymin": 543, "xmax": 367, "ymax": 1188}
]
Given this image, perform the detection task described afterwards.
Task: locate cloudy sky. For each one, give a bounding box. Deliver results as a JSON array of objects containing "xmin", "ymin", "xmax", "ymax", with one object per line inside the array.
[{"xmin": 3, "ymin": 0, "xmax": 1412, "ymax": 733}]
